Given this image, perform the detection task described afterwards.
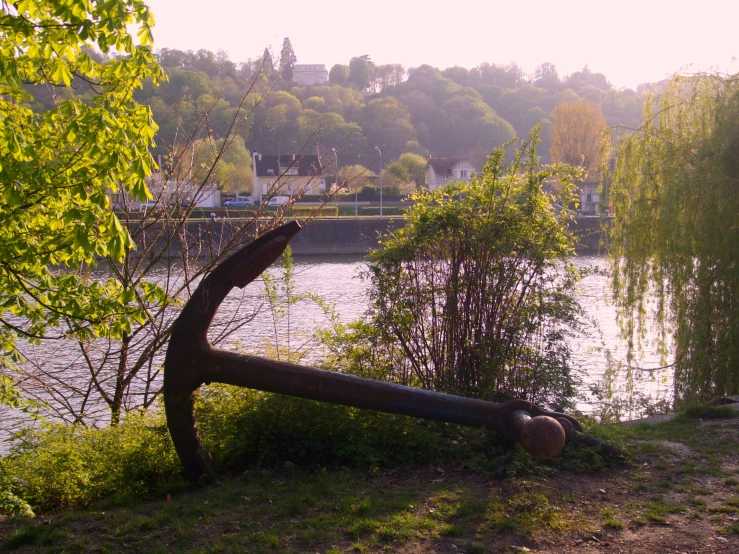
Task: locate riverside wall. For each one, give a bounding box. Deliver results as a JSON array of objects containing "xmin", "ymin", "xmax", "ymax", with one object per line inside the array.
[
  {"xmin": 285, "ymin": 216, "xmax": 607, "ymax": 255},
  {"xmin": 134, "ymin": 216, "xmax": 607, "ymax": 258}
]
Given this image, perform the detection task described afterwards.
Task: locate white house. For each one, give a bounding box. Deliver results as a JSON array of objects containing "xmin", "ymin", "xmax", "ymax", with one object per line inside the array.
[
  {"xmin": 251, "ymin": 153, "xmax": 324, "ymax": 205},
  {"xmin": 113, "ymin": 177, "xmax": 222, "ymax": 209},
  {"xmin": 293, "ymin": 64, "xmax": 328, "ymax": 86},
  {"xmin": 426, "ymin": 158, "xmax": 475, "ymax": 191}
]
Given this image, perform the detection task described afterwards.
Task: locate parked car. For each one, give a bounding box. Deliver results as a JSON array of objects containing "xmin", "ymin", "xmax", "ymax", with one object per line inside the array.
[
  {"xmin": 224, "ymin": 196, "xmax": 251, "ymax": 208},
  {"xmin": 266, "ymin": 196, "xmax": 290, "ymax": 207}
]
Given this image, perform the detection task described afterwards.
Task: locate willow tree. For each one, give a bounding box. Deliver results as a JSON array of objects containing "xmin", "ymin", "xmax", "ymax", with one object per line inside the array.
[{"xmin": 609, "ymin": 73, "xmax": 739, "ymax": 405}]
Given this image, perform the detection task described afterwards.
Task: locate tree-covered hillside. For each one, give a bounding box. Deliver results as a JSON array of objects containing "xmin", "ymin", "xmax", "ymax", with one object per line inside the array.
[{"xmin": 24, "ymin": 46, "xmax": 646, "ymax": 186}]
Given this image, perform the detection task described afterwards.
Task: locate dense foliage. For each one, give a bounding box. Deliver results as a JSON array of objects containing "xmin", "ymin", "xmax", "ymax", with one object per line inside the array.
[
  {"xmin": 360, "ymin": 130, "xmax": 586, "ymax": 408},
  {"xmin": 0, "ymin": 1, "xmax": 160, "ymax": 375},
  {"xmin": 609, "ymin": 73, "xmax": 739, "ymax": 405},
  {"xmin": 1, "ymin": 1, "xmax": 289, "ymax": 427}
]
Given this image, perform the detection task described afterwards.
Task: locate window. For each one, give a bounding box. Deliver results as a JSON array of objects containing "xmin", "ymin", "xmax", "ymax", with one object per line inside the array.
[
  {"xmin": 460, "ymin": 169, "xmax": 468, "ymax": 179},
  {"xmin": 267, "ymin": 169, "xmax": 275, "ymax": 176}
]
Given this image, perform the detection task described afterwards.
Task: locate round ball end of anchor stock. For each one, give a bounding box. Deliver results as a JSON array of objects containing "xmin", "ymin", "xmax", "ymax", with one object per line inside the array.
[{"xmin": 520, "ymin": 416, "xmax": 566, "ymax": 460}]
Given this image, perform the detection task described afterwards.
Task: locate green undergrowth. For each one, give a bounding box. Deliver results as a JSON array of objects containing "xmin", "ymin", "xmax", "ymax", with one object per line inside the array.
[
  {"xmin": 0, "ymin": 384, "xmax": 627, "ymax": 516},
  {"xmin": 682, "ymin": 403, "xmax": 737, "ymax": 420}
]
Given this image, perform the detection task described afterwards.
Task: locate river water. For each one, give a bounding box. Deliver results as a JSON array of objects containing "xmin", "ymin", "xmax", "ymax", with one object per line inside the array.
[
  {"xmin": 0, "ymin": 255, "xmax": 673, "ymax": 450},
  {"xmin": 217, "ymin": 254, "xmax": 673, "ymax": 419}
]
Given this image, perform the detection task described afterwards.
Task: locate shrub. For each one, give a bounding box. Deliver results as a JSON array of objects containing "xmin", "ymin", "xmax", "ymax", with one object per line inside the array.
[
  {"xmin": 193, "ymin": 384, "xmax": 511, "ymax": 473},
  {"xmin": 360, "ymin": 128, "xmax": 585, "ymax": 409},
  {"xmin": 1, "ymin": 412, "xmax": 180, "ymax": 513},
  {"xmin": 358, "ymin": 184, "xmax": 380, "ymax": 198}
]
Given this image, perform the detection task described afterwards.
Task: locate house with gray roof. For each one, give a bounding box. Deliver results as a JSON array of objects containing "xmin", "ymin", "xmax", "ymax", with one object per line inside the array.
[{"xmin": 426, "ymin": 158, "xmax": 475, "ymax": 190}]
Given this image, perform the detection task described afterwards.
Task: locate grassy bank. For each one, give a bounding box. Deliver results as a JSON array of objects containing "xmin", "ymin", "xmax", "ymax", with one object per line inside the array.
[{"xmin": 2, "ymin": 402, "xmax": 739, "ymax": 552}]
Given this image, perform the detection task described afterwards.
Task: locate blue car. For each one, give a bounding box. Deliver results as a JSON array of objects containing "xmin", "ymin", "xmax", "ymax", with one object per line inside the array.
[{"xmin": 224, "ymin": 196, "xmax": 252, "ymax": 208}]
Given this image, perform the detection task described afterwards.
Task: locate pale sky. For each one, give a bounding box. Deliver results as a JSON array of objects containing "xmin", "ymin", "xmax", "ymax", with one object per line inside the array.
[{"xmin": 143, "ymin": 0, "xmax": 737, "ymax": 90}]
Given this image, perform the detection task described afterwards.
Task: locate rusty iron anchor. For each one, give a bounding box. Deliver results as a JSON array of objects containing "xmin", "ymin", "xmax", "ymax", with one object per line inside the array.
[{"xmin": 164, "ymin": 221, "xmax": 587, "ymax": 483}]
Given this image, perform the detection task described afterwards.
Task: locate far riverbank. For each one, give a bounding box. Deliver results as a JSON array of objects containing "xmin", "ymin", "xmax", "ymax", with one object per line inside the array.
[{"xmin": 131, "ymin": 216, "xmax": 608, "ymax": 257}]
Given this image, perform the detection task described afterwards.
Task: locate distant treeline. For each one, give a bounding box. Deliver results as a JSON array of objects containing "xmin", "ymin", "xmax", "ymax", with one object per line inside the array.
[{"xmin": 24, "ymin": 47, "xmax": 645, "ymax": 173}]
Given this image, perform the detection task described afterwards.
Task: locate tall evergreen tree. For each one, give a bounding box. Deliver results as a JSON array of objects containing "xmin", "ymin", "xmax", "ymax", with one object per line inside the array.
[
  {"xmin": 279, "ymin": 37, "xmax": 297, "ymax": 82},
  {"xmin": 262, "ymin": 47, "xmax": 274, "ymax": 73}
]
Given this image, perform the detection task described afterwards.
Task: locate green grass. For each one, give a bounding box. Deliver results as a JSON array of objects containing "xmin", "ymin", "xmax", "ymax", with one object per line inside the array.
[
  {"xmin": 3, "ymin": 397, "xmax": 739, "ymax": 552},
  {"xmin": 601, "ymin": 507, "xmax": 626, "ymax": 530}
]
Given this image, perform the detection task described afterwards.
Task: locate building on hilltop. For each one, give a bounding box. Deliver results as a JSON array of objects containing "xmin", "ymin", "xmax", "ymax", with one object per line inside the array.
[
  {"xmin": 292, "ymin": 64, "xmax": 328, "ymax": 86},
  {"xmin": 252, "ymin": 153, "xmax": 325, "ymax": 205},
  {"xmin": 426, "ymin": 158, "xmax": 475, "ymax": 191}
]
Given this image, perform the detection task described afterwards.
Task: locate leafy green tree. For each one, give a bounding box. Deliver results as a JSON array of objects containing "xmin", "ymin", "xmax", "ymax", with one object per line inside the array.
[
  {"xmin": 442, "ymin": 94, "xmax": 515, "ymax": 168},
  {"xmin": 534, "ymin": 62, "xmax": 561, "ymax": 91},
  {"xmin": 296, "ymin": 110, "xmax": 367, "ymax": 161},
  {"xmin": 397, "ymin": 90, "xmax": 452, "ymax": 154},
  {"xmin": 564, "ymin": 66, "xmax": 610, "ymax": 91},
  {"xmin": 0, "ymin": 0, "xmax": 161, "ymax": 370},
  {"xmin": 601, "ymin": 89, "xmax": 643, "ymax": 132},
  {"xmin": 385, "ymin": 160, "xmax": 409, "ymax": 183},
  {"xmin": 357, "ymin": 97, "xmax": 416, "ymax": 159},
  {"xmin": 279, "ymin": 37, "xmax": 297, "ymax": 82},
  {"xmin": 475, "ymin": 62, "xmax": 525, "ymax": 89},
  {"xmin": 372, "ymin": 64, "xmax": 394, "ymax": 92},
  {"xmin": 157, "ymin": 48, "xmax": 187, "ymax": 69},
  {"xmin": 0, "ymin": 2, "xmax": 289, "ymax": 426},
  {"xmin": 496, "ymin": 85, "xmax": 553, "ymax": 134},
  {"xmin": 609, "ymin": 73, "xmax": 739, "ymax": 405},
  {"xmin": 397, "ymin": 153, "xmax": 427, "ymax": 185},
  {"xmin": 402, "ymin": 140, "xmax": 429, "ymax": 158},
  {"xmin": 442, "ymin": 66, "xmax": 470, "ymax": 86},
  {"xmin": 302, "ymin": 96, "xmax": 326, "ymax": 112},
  {"xmin": 176, "ymin": 136, "xmax": 253, "ymax": 193},
  {"xmin": 265, "ymin": 90, "xmax": 302, "ymax": 111},
  {"xmin": 328, "ymin": 64, "xmax": 349, "ymax": 86},
  {"xmin": 364, "ymin": 129, "xmax": 585, "ymax": 407},
  {"xmin": 520, "ymin": 107, "xmax": 552, "ymax": 154},
  {"xmin": 216, "ymin": 49, "xmax": 237, "ymax": 79},
  {"xmin": 348, "ymin": 55, "xmax": 374, "ymax": 90}
]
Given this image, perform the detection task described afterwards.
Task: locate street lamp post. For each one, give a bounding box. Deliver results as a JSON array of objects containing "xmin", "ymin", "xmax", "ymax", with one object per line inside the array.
[
  {"xmin": 331, "ymin": 147, "xmax": 338, "ymax": 189},
  {"xmin": 375, "ymin": 145, "xmax": 383, "ymax": 217},
  {"xmin": 251, "ymin": 151, "xmax": 262, "ymax": 206}
]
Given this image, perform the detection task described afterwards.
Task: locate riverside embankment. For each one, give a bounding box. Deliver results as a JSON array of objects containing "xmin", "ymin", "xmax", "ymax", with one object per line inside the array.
[{"xmin": 132, "ymin": 216, "xmax": 607, "ymax": 257}]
